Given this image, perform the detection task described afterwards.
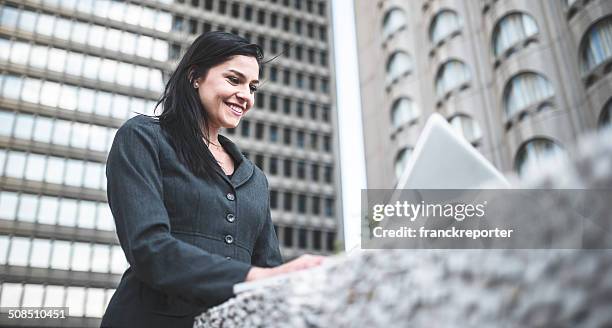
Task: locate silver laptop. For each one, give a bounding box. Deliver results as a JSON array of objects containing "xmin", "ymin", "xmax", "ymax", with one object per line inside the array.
[
  {"xmin": 360, "ymin": 113, "xmax": 509, "ymax": 250},
  {"xmin": 396, "ymin": 113, "xmax": 508, "ymax": 190}
]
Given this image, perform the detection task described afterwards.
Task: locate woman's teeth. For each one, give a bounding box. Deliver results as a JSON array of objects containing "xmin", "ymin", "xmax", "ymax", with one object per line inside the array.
[{"xmin": 226, "ymin": 103, "xmax": 243, "ymax": 115}]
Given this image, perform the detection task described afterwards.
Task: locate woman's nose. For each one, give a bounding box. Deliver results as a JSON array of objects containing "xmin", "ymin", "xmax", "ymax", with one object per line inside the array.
[{"xmin": 235, "ymin": 90, "xmax": 252, "ymax": 108}]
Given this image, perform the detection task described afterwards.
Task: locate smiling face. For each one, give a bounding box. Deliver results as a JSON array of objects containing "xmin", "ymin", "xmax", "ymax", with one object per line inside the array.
[{"xmin": 195, "ymin": 55, "xmax": 260, "ymax": 130}]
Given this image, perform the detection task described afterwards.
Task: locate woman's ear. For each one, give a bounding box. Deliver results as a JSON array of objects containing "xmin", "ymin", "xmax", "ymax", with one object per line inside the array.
[{"xmin": 187, "ymin": 65, "xmax": 198, "ymax": 84}]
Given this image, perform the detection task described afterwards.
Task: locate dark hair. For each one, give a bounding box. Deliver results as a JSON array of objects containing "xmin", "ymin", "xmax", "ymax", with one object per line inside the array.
[{"xmin": 155, "ymin": 31, "xmax": 264, "ymax": 179}]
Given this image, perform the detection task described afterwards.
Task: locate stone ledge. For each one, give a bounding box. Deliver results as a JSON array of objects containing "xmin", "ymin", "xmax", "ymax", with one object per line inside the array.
[{"xmin": 195, "ymin": 127, "xmax": 612, "ymax": 328}]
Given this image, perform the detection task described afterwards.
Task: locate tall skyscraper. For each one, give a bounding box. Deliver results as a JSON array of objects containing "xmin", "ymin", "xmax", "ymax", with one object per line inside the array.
[
  {"xmin": 355, "ymin": 0, "xmax": 612, "ymax": 188},
  {"xmin": 0, "ymin": 0, "xmax": 340, "ymax": 326}
]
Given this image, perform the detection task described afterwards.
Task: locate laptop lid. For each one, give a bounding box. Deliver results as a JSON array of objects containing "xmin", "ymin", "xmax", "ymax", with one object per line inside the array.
[
  {"xmin": 396, "ymin": 113, "xmax": 509, "ymax": 189},
  {"xmin": 361, "ymin": 114, "xmax": 510, "ymax": 249}
]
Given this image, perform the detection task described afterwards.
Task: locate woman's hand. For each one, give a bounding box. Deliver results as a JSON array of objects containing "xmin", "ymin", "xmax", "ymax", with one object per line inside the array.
[{"xmin": 245, "ymin": 254, "xmax": 326, "ymax": 281}]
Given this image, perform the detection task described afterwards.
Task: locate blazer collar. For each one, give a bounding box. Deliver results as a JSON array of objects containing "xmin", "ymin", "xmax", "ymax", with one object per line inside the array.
[{"xmin": 218, "ymin": 134, "xmax": 254, "ymax": 188}]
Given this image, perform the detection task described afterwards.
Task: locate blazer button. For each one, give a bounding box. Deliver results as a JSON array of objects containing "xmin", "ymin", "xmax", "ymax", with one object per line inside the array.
[
  {"xmin": 226, "ymin": 193, "xmax": 235, "ymax": 201},
  {"xmin": 226, "ymin": 213, "xmax": 235, "ymax": 223},
  {"xmin": 225, "ymin": 234, "xmax": 234, "ymax": 244}
]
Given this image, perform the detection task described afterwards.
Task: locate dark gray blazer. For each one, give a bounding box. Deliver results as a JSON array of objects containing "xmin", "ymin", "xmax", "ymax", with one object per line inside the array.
[{"xmin": 101, "ymin": 115, "xmax": 282, "ymax": 328}]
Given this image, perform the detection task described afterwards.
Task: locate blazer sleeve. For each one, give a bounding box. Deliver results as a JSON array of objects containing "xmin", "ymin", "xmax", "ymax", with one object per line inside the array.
[
  {"xmin": 106, "ymin": 119, "xmax": 252, "ymax": 307},
  {"xmin": 251, "ymin": 178, "xmax": 284, "ymax": 267}
]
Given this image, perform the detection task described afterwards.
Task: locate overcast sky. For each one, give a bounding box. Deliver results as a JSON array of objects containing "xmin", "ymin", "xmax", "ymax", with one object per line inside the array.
[{"xmin": 331, "ymin": 0, "xmax": 367, "ymax": 251}]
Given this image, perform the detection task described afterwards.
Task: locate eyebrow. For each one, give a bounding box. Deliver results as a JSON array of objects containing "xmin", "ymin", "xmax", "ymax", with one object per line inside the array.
[{"xmin": 227, "ymin": 69, "xmax": 259, "ymax": 84}]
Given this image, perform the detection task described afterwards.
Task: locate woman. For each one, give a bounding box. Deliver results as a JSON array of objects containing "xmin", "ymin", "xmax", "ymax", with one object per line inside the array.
[{"xmin": 101, "ymin": 32, "xmax": 325, "ymax": 328}]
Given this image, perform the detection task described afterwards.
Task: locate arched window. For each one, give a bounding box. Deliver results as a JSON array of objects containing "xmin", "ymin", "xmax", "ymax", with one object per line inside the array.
[
  {"xmin": 429, "ymin": 9, "xmax": 462, "ymax": 44},
  {"xmin": 599, "ymin": 99, "xmax": 611, "ymax": 128},
  {"xmin": 391, "ymin": 97, "xmax": 419, "ymax": 128},
  {"xmin": 492, "ymin": 12, "xmax": 538, "ymax": 57},
  {"xmin": 449, "ymin": 114, "xmax": 482, "ymax": 144},
  {"xmin": 394, "ymin": 147, "xmax": 412, "ymax": 180},
  {"xmin": 515, "ymin": 138, "xmax": 564, "ymax": 175},
  {"xmin": 503, "ymin": 72, "xmax": 554, "ymax": 118},
  {"xmin": 386, "ymin": 51, "xmax": 412, "ymax": 84},
  {"xmin": 435, "ymin": 60, "xmax": 470, "ymax": 97},
  {"xmin": 382, "ymin": 8, "xmax": 407, "ymax": 39},
  {"xmin": 580, "ymin": 17, "xmax": 612, "ymax": 73}
]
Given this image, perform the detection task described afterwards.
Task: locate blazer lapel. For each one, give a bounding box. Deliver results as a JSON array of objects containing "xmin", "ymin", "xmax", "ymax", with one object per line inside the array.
[{"xmin": 219, "ymin": 135, "xmax": 254, "ymax": 188}]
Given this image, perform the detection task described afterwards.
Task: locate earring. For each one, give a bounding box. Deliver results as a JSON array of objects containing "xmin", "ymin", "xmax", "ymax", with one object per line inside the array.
[{"xmin": 193, "ymin": 82, "xmax": 199, "ymax": 88}]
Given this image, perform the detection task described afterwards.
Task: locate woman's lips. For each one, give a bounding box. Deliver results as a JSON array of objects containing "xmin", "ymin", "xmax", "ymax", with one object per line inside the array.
[{"xmin": 225, "ymin": 102, "xmax": 244, "ymax": 116}]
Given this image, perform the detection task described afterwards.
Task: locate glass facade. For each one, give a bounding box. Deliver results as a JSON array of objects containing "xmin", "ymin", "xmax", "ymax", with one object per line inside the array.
[
  {"xmin": 0, "ymin": 0, "xmax": 338, "ymax": 325},
  {"xmin": 0, "ymin": 38, "xmax": 164, "ymax": 92},
  {"xmin": 0, "ymin": 235, "xmax": 126, "ymax": 274},
  {"xmin": 0, "ymin": 74, "xmax": 156, "ymax": 119},
  {"xmin": 0, "ymin": 110, "xmax": 117, "ymax": 153},
  {"xmin": 0, "ymin": 191, "xmax": 114, "ymax": 230},
  {"xmin": 0, "ymin": 282, "xmax": 115, "ymax": 318}
]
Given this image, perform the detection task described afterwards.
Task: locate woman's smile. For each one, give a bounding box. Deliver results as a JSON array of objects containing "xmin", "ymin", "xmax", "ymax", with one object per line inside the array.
[{"xmin": 225, "ymin": 101, "xmax": 244, "ymax": 116}]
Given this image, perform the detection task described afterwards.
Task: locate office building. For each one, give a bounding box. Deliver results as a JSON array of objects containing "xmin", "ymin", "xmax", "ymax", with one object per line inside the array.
[
  {"xmin": 0, "ymin": 0, "xmax": 340, "ymax": 326},
  {"xmin": 355, "ymin": 0, "xmax": 612, "ymax": 188}
]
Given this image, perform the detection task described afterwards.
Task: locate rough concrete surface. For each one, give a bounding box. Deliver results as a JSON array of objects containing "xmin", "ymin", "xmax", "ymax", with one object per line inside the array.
[{"xmin": 194, "ymin": 128, "xmax": 612, "ymax": 328}]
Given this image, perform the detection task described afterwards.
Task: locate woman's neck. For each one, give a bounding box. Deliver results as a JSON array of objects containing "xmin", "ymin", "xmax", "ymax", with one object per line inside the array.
[{"xmin": 205, "ymin": 125, "xmax": 221, "ymax": 147}]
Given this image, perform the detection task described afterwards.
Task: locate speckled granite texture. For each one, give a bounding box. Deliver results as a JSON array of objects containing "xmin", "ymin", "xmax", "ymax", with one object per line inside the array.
[{"xmin": 194, "ymin": 128, "xmax": 612, "ymax": 328}]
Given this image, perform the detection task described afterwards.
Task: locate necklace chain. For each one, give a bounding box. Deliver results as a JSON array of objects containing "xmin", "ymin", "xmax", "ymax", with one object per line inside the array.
[
  {"xmin": 208, "ymin": 142, "xmax": 222, "ymax": 149},
  {"xmin": 205, "ymin": 139, "xmax": 232, "ymax": 173}
]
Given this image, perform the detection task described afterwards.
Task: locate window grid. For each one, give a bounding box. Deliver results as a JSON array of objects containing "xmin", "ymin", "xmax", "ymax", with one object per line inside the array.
[
  {"xmin": 0, "ymin": 235, "xmax": 127, "ymax": 274},
  {"xmin": 0, "ymin": 2, "xmax": 173, "ymax": 33},
  {"xmin": 0, "ymin": 39, "xmax": 164, "ymax": 92},
  {"xmin": 1, "ymin": 150, "xmax": 107, "ymax": 191},
  {"xmin": 0, "ymin": 282, "xmax": 117, "ymax": 318},
  {"xmin": 0, "ymin": 191, "xmax": 115, "ymax": 231},
  {"xmin": 0, "ymin": 2, "xmax": 339, "ymax": 301},
  {"xmin": 0, "ymin": 6, "xmax": 170, "ymax": 62},
  {"xmin": 0, "ymin": 110, "xmax": 117, "ymax": 153},
  {"xmin": 0, "ymin": 74, "xmax": 156, "ymax": 120}
]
